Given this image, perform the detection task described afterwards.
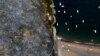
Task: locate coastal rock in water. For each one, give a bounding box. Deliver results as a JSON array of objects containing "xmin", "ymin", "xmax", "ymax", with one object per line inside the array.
[{"xmin": 0, "ymin": 0, "xmax": 55, "ymax": 56}]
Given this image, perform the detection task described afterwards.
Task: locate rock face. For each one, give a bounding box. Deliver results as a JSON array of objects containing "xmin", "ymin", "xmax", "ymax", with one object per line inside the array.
[{"xmin": 0, "ymin": 0, "xmax": 55, "ymax": 56}]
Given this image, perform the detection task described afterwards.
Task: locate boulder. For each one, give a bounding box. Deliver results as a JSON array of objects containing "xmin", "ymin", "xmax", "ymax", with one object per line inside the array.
[{"xmin": 0, "ymin": 0, "xmax": 56, "ymax": 56}]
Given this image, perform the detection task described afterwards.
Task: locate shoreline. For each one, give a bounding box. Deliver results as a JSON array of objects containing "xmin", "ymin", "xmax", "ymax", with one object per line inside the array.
[
  {"xmin": 57, "ymin": 36, "xmax": 100, "ymax": 48},
  {"xmin": 57, "ymin": 36, "xmax": 100, "ymax": 56}
]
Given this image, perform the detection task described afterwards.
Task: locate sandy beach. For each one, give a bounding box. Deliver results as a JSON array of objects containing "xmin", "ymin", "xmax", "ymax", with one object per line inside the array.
[{"xmin": 56, "ymin": 36, "xmax": 100, "ymax": 56}]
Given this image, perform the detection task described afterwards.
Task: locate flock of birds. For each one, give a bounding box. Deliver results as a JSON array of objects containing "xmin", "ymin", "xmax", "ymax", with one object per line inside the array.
[{"xmin": 55, "ymin": 2, "xmax": 98, "ymax": 34}]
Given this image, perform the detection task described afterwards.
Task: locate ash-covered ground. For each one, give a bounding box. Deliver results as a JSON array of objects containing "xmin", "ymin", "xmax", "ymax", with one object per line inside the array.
[{"xmin": 0, "ymin": 0, "xmax": 54, "ymax": 56}]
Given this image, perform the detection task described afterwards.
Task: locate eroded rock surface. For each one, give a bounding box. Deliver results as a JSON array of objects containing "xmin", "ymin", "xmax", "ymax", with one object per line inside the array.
[{"xmin": 0, "ymin": 0, "xmax": 54, "ymax": 56}]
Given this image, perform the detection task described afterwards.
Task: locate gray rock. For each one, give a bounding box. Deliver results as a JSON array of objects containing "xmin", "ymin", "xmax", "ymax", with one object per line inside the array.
[{"xmin": 0, "ymin": 0, "xmax": 54, "ymax": 56}]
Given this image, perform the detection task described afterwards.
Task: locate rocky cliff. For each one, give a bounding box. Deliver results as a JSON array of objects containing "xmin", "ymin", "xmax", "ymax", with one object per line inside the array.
[{"xmin": 0, "ymin": 0, "xmax": 56, "ymax": 56}]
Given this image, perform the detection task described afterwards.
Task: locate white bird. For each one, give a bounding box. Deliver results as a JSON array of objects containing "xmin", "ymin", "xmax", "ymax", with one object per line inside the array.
[
  {"xmin": 61, "ymin": 5, "xmax": 64, "ymax": 8},
  {"xmin": 70, "ymin": 15, "xmax": 73, "ymax": 18},
  {"xmin": 57, "ymin": 23, "xmax": 59, "ymax": 26},
  {"xmin": 82, "ymin": 19, "xmax": 85, "ymax": 23},
  {"xmin": 59, "ymin": 2, "xmax": 62, "ymax": 6},
  {"xmin": 58, "ymin": 10, "xmax": 61, "ymax": 12},
  {"xmin": 65, "ymin": 22, "xmax": 68, "ymax": 26},
  {"xmin": 77, "ymin": 9, "xmax": 79, "ymax": 13},
  {"xmin": 93, "ymin": 29, "xmax": 97, "ymax": 34},
  {"xmin": 67, "ymin": 28, "xmax": 70, "ymax": 31},
  {"xmin": 63, "ymin": 10, "xmax": 66, "ymax": 14},
  {"xmin": 75, "ymin": 25, "xmax": 78, "ymax": 28}
]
